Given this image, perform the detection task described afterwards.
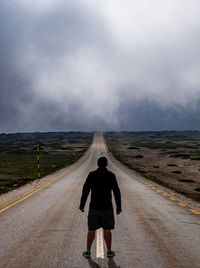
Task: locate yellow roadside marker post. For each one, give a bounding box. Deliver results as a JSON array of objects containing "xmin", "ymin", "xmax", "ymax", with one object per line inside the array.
[{"xmin": 37, "ymin": 145, "xmax": 40, "ymax": 180}]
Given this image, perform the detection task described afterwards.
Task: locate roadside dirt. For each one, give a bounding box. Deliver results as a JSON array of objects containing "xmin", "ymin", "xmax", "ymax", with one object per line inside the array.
[{"xmin": 106, "ymin": 131, "xmax": 200, "ymax": 202}]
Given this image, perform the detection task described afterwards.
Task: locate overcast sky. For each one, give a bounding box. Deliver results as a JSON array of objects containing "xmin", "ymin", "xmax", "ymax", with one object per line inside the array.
[{"xmin": 0, "ymin": 0, "xmax": 200, "ymax": 132}]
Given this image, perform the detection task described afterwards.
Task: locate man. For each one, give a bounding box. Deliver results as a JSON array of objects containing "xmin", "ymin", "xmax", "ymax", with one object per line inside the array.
[{"xmin": 79, "ymin": 156, "xmax": 121, "ymax": 258}]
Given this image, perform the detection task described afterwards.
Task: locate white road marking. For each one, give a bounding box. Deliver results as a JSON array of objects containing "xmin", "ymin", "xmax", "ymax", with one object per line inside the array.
[{"xmin": 96, "ymin": 228, "xmax": 104, "ymax": 259}]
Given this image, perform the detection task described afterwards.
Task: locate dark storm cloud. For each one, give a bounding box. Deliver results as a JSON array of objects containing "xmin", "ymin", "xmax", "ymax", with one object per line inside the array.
[
  {"xmin": 117, "ymin": 101, "xmax": 200, "ymax": 131},
  {"xmin": 0, "ymin": 4, "xmax": 32, "ymax": 131},
  {"xmin": 0, "ymin": 0, "xmax": 200, "ymax": 132}
]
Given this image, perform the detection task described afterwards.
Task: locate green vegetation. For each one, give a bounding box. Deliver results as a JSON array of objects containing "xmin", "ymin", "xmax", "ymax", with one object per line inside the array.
[
  {"xmin": 190, "ymin": 150, "xmax": 200, "ymax": 160},
  {"xmin": 0, "ymin": 132, "xmax": 93, "ymax": 195}
]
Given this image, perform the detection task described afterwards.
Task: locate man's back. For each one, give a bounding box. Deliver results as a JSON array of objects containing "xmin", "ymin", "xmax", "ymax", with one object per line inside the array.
[{"xmin": 80, "ymin": 167, "xmax": 121, "ymax": 211}]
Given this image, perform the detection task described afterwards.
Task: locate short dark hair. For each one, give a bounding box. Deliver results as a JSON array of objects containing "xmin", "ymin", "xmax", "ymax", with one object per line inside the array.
[{"xmin": 97, "ymin": 156, "xmax": 108, "ymax": 168}]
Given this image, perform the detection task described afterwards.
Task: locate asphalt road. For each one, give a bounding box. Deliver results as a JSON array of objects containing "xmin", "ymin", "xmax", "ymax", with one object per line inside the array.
[{"xmin": 0, "ymin": 134, "xmax": 200, "ymax": 268}]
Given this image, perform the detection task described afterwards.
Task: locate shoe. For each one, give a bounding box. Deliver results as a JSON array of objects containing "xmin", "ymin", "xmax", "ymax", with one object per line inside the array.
[
  {"xmin": 83, "ymin": 250, "xmax": 91, "ymax": 258},
  {"xmin": 107, "ymin": 250, "xmax": 115, "ymax": 257}
]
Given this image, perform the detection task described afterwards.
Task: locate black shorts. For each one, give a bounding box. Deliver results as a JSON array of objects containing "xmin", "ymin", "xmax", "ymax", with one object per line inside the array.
[{"xmin": 88, "ymin": 209, "xmax": 115, "ymax": 231}]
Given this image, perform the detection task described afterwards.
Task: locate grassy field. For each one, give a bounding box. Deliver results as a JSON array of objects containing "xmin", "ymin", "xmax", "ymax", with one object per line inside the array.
[
  {"xmin": 105, "ymin": 131, "xmax": 200, "ymax": 202},
  {"xmin": 0, "ymin": 132, "xmax": 93, "ymax": 195}
]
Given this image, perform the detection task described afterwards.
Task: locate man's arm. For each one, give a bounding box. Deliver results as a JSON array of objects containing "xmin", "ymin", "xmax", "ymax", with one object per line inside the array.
[
  {"xmin": 112, "ymin": 174, "xmax": 122, "ymax": 213},
  {"xmin": 79, "ymin": 172, "xmax": 92, "ymax": 211}
]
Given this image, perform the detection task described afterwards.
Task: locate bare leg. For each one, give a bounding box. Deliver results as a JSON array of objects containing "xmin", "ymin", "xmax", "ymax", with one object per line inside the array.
[
  {"xmin": 87, "ymin": 231, "xmax": 95, "ymax": 251},
  {"xmin": 103, "ymin": 229, "xmax": 112, "ymax": 251}
]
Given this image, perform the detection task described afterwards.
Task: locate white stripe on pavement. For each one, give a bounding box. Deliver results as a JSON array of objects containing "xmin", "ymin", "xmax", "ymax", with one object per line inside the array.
[{"xmin": 96, "ymin": 228, "xmax": 104, "ymax": 259}]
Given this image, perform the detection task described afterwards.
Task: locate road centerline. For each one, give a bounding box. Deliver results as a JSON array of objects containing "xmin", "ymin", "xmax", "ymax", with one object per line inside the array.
[{"xmin": 96, "ymin": 228, "xmax": 105, "ymax": 259}]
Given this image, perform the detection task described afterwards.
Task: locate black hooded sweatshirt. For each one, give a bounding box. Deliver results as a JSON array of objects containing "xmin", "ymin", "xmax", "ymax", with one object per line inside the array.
[{"xmin": 79, "ymin": 167, "xmax": 121, "ymax": 212}]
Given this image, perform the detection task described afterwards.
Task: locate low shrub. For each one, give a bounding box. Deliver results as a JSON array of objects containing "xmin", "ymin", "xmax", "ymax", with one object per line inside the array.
[
  {"xmin": 179, "ymin": 179, "xmax": 195, "ymax": 183},
  {"xmin": 134, "ymin": 168, "xmax": 147, "ymax": 174},
  {"xmin": 170, "ymin": 153, "xmax": 190, "ymax": 159},
  {"xmin": 171, "ymin": 170, "xmax": 182, "ymax": 174},
  {"xmin": 134, "ymin": 155, "xmax": 144, "ymax": 159}
]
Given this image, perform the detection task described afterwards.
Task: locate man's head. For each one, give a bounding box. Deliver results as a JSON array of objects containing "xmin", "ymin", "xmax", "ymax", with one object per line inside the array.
[{"xmin": 97, "ymin": 156, "xmax": 108, "ymax": 168}]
